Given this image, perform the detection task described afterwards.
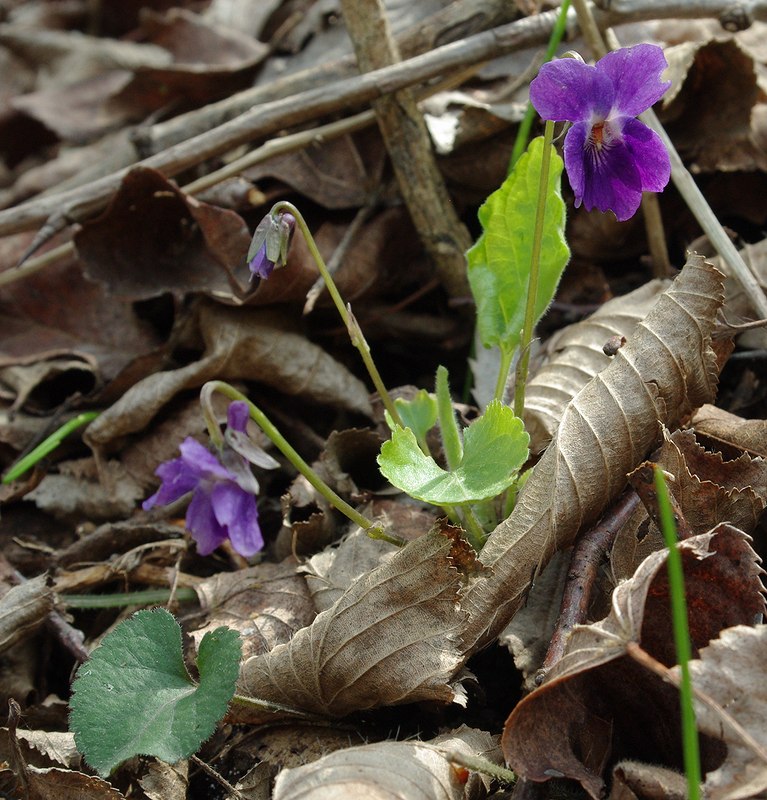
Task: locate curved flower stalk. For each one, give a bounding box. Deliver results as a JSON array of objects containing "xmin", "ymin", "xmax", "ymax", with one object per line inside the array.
[
  {"xmin": 530, "ymin": 44, "xmax": 671, "ymax": 221},
  {"xmin": 143, "ymin": 401, "xmax": 277, "ymax": 557}
]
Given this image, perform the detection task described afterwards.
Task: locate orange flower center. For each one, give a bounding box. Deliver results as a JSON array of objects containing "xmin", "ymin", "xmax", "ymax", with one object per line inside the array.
[{"xmin": 591, "ymin": 121, "xmax": 605, "ymax": 149}]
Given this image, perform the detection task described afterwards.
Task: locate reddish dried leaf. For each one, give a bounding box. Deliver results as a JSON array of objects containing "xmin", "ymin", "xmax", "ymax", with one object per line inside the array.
[
  {"xmin": 502, "ymin": 524, "xmax": 764, "ymax": 797},
  {"xmin": 74, "ymin": 167, "xmax": 251, "ymax": 301}
]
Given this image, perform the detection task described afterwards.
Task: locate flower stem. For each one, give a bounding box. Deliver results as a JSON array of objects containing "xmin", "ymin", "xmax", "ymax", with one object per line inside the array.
[
  {"xmin": 435, "ymin": 366, "xmax": 462, "ymax": 471},
  {"xmin": 270, "ymin": 201, "xmax": 403, "ymax": 427},
  {"xmin": 654, "ymin": 466, "xmax": 702, "ymax": 800},
  {"xmin": 509, "ymin": 0, "xmax": 572, "ymax": 170},
  {"xmin": 62, "ymin": 587, "xmax": 199, "ymax": 608},
  {"xmin": 513, "ymin": 120, "xmax": 555, "ymax": 420},
  {"xmin": 492, "ymin": 343, "xmax": 514, "ymax": 404},
  {"xmin": 2, "ymin": 411, "xmax": 100, "ymax": 484},
  {"xmin": 460, "ymin": 505, "xmax": 487, "ymax": 552},
  {"xmin": 201, "ymin": 382, "xmax": 380, "ymax": 535}
]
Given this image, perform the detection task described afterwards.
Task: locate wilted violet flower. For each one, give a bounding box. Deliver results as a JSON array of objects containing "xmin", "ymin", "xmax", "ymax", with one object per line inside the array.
[
  {"xmin": 143, "ymin": 401, "xmax": 268, "ymax": 557},
  {"xmin": 529, "ymin": 44, "xmax": 671, "ymax": 221},
  {"xmin": 247, "ymin": 210, "xmax": 296, "ymax": 279}
]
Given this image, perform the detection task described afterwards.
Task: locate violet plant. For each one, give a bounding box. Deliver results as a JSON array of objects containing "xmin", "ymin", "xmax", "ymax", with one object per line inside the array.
[{"xmin": 69, "ymin": 39, "xmax": 674, "ymax": 777}]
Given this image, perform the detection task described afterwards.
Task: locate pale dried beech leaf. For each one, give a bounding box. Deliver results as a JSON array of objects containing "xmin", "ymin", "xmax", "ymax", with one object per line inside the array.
[
  {"xmin": 191, "ymin": 562, "xmax": 316, "ymax": 660},
  {"xmin": 139, "ymin": 759, "xmax": 188, "ymax": 800},
  {"xmin": 237, "ymin": 529, "xmax": 470, "ymax": 720},
  {"xmin": 673, "ymin": 624, "xmax": 767, "ymax": 799},
  {"xmin": 86, "ymin": 302, "xmax": 372, "ymax": 448},
  {"xmin": 273, "ymin": 726, "xmax": 500, "ymax": 800},
  {"xmin": 301, "ymin": 528, "xmax": 400, "ymax": 613},
  {"xmin": 502, "ymin": 524, "xmax": 764, "ymax": 798},
  {"xmin": 462, "ymin": 255, "xmax": 725, "ymax": 653},
  {"xmin": 524, "ymin": 279, "xmax": 668, "ymax": 453},
  {"xmin": 609, "ymin": 760, "xmax": 688, "ymax": 800}
]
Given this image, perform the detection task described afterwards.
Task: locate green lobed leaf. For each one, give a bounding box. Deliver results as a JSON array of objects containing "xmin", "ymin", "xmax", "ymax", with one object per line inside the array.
[
  {"xmin": 69, "ymin": 608, "xmax": 241, "ymax": 776},
  {"xmin": 384, "ymin": 390, "xmax": 438, "ymax": 443},
  {"xmin": 467, "ymin": 135, "xmax": 570, "ymax": 351},
  {"xmin": 378, "ymin": 400, "xmax": 529, "ymax": 505}
]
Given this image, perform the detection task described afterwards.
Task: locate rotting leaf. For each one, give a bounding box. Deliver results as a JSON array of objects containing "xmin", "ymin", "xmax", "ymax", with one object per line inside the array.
[
  {"xmin": 674, "ymin": 624, "xmax": 767, "ymax": 799},
  {"xmin": 235, "ymin": 529, "xmax": 471, "ymax": 722},
  {"xmin": 501, "ymin": 523, "xmax": 764, "ymax": 798},
  {"xmin": 272, "ymin": 726, "xmax": 501, "ymax": 800},
  {"xmin": 85, "ymin": 303, "xmax": 373, "ymax": 450},
  {"xmin": 0, "ymin": 575, "xmax": 54, "ymax": 656},
  {"xmin": 460, "ymin": 255, "xmax": 725, "ymax": 655},
  {"xmin": 691, "ymin": 404, "xmax": 767, "ymax": 460}
]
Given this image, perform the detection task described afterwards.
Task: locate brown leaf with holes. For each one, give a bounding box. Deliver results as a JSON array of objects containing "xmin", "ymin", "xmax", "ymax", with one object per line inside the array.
[
  {"xmin": 235, "ymin": 529, "xmax": 470, "ymax": 721},
  {"xmin": 501, "ymin": 523, "xmax": 764, "ymax": 798},
  {"xmin": 461, "ymin": 254, "xmax": 725, "ymax": 654}
]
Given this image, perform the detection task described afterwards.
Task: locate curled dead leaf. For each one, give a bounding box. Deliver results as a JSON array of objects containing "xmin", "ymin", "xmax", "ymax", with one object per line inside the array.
[{"xmin": 462, "ymin": 254, "xmax": 726, "ymax": 654}]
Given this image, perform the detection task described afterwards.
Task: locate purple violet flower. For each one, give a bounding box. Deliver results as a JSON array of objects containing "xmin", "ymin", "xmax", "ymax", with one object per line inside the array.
[
  {"xmin": 529, "ymin": 44, "xmax": 671, "ymax": 221},
  {"xmin": 247, "ymin": 211, "xmax": 296, "ymax": 279},
  {"xmin": 143, "ymin": 401, "xmax": 265, "ymax": 557}
]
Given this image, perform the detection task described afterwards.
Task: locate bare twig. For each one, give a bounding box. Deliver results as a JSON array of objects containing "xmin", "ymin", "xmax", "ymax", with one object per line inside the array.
[
  {"xmin": 340, "ymin": 0, "xmax": 472, "ymax": 297},
  {"xmin": 537, "ymin": 489, "xmax": 641, "ymax": 682}
]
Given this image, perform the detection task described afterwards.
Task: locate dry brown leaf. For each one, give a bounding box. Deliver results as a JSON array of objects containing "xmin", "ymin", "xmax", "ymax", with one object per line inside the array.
[
  {"xmin": 85, "ymin": 302, "xmax": 372, "ymax": 449},
  {"xmin": 0, "ymin": 576, "xmax": 53, "ymax": 655},
  {"xmin": 524, "ymin": 279, "xmax": 668, "ymax": 453},
  {"xmin": 609, "ymin": 760, "xmax": 687, "ymax": 800},
  {"xmin": 302, "ymin": 528, "xmax": 400, "ymax": 613},
  {"xmin": 190, "ymin": 561, "xmax": 316, "ymax": 661},
  {"xmin": 502, "ymin": 524, "xmax": 764, "ymax": 798},
  {"xmin": 691, "ymin": 404, "xmax": 767, "ymax": 460},
  {"xmin": 272, "ymin": 726, "xmax": 500, "ymax": 800},
  {"xmin": 236, "ymin": 529, "xmax": 470, "ymax": 721},
  {"xmin": 461, "ymin": 254, "xmax": 725, "ymax": 654},
  {"xmin": 75, "ymin": 167, "xmax": 251, "ymax": 301},
  {"xmin": 139, "ymin": 759, "xmax": 189, "ymax": 800},
  {"xmin": 610, "ymin": 427, "xmax": 767, "ymax": 581},
  {"xmin": 675, "ymin": 624, "xmax": 767, "ymax": 799},
  {"xmin": 662, "ymin": 38, "xmax": 765, "ymax": 172}
]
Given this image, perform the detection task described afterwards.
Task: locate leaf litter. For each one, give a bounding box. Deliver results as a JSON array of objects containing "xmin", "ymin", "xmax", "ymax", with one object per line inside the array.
[{"xmin": 1, "ymin": 3, "xmax": 767, "ymax": 799}]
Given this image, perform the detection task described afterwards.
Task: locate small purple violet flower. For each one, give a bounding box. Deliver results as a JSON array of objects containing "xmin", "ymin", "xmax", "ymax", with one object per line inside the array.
[
  {"xmin": 247, "ymin": 210, "xmax": 296, "ymax": 279},
  {"xmin": 529, "ymin": 44, "xmax": 671, "ymax": 221},
  {"xmin": 143, "ymin": 401, "xmax": 268, "ymax": 557}
]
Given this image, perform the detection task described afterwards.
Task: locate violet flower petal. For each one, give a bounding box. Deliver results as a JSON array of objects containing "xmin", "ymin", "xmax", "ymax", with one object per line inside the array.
[
  {"xmin": 620, "ymin": 116, "xmax": 671, "ymax": 193},
  {"xmin": 598, "ymin": 44, "xmax": 671, "ymax": 118},
  {"xmin": 143, "ymin": 454, "xmax": 198, "ymax": 509},
  {"xmin": 210, "ymin": 482, "xmax": 263, "ymax": 557},
  {"xmin": 248, "ymin": 243, "xmax": 274, "ymax": 279},
  {"xmin": 179, "ymin": 437, "xmax": 232, "ymax": 481},
  {"xmin": 529, "ymin": 58, "xmax": 614, "ymax": 122},
  {"xmin": 186, "ymin": 488, "xmax": 228, "ymax": 556},
  {"xmin": 227, "ymin": 400, "xmax": 250, "ymax": 434}
]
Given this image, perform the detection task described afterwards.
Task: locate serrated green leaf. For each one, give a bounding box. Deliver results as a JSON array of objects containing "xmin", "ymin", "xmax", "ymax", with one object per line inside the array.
[
  {"xmin": 69, "ymin": 608, "xmax": 241, "ymax": 776},
  {"xmin": 384, "ymin": 390, "xmax": 438, "ymax": 442},
  {"xmin": 378, "ymin": 400, "xmax": 529, "ymax": 504},
  {"xmin": 467, "ymin": 135, "xmax": 570, "ymax": 350}
]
